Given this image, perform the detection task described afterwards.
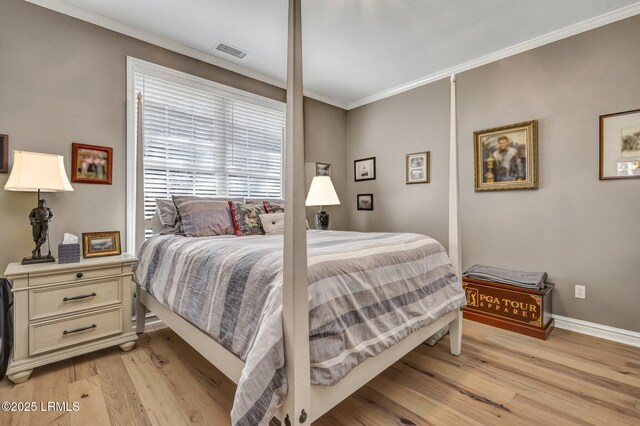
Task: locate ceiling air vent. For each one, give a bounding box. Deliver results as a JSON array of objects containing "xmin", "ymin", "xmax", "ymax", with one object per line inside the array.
[{"xmin": 214, "ymin": 42, "xmax": 248, "ymax": 59}]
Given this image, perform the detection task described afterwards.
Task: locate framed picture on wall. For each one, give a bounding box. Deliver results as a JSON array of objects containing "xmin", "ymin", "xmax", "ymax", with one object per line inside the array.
[
  {"xmin": 406, "ymin": 151, "xmax": 430, "ymax": 184},
  {"xmin": 354, "ymin": 157, "xmax": 376, "ymax": 181},
  {"xmin": 474, "ymin": 120, "xmax": 538, "ymax": 192},
  {"xmin": 82, "ymin": 231, "xmax": 121, "ymax": 258},
  {"xmin": 316, "ymin": 162, "xmax": 331, "ymax": 177},
  {"xmin": 0, "ymin": 134, "xmax": 8, "ymax": 173},
  {"xmin": 357, "ymin": 194, "xmax": 373, "ymax": 211},
  {"xmin": 71, "ymin": 143, "xmax": 113, "ymax": 184},
  {"xmin": 600, "ymin": 109, "xmax": 640, "ymax": 180}
]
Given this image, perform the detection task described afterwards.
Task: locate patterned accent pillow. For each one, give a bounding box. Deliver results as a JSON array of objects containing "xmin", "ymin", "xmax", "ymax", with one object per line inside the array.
[
  {"xmin": 172, "ymin": 196, "xmax": 239, "ymax": 237},
  {"xmin": 263, "ymin": 201, "xmax": 285, "ymax": 214},
  {"xmin": 155, "ymin": 198, "xmax": 178, "ymax": 235},
  {"xmin": 259, "ymin": 213, "xmax": 285, "ymax": 235},
  {"xmin": 229, "ymin": 201, "xmax": 266, "ymax": 236}
]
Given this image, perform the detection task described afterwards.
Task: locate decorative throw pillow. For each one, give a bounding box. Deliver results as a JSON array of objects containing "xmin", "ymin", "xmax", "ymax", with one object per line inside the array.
[
  {"xmin": 229, "ymin": 201, "xmax": 266, "ymax": 236},
  {"xmin": 155, "ymin": 198, "xmax": 178, "ymax": 235},
  {"xmin": 263, "ymin": 200, "xmax": 285, "ymax": 214},
  {"xmin": 172, "ymin": 196, "xmax": 238, "ymax": 237},
  {"xmin": 259, "ymin": 213, "xmax": 285, "ymax": 235}
]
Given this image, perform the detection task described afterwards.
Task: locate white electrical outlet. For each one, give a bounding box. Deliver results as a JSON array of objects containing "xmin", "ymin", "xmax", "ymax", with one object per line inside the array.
[{"xmin": 575, "ymin": 285, "xmax": 586, "ymax": 299}]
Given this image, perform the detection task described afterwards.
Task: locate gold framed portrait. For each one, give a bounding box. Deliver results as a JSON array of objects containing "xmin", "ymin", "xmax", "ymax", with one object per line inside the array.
[
  {"xmin": 474, "ymin": 120, "xmax": 538, "ymax": 192},
  {"xmin": 82, "ymin": 231, "xmax": 121, "ymax": 258}
]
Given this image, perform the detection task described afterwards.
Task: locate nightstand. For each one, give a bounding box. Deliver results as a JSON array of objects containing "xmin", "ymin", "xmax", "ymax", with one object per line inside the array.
[{"xmin": 3, "ymin": 254, "xmax": 138, "ymax": 384}]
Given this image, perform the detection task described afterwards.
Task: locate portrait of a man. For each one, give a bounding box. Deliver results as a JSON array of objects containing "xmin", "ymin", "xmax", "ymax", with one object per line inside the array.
[
  {"xmin": 474, "ymin": 121, "xmax": 538, "ymax": 191},
  {"xmin": 486, "ymin": 134, "xmax": 526, "ymax": 182}
]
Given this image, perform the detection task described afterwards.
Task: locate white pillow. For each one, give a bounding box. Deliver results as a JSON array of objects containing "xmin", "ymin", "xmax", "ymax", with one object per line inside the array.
[{"xmin": 259, "ymin": 213, "xmax": 285, "ymax": 235}]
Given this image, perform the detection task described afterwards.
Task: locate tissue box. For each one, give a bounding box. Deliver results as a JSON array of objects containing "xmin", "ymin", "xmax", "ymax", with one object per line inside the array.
[{"xmin": 58, "ymin": 243, "xmax": 80, "ymax": 264}]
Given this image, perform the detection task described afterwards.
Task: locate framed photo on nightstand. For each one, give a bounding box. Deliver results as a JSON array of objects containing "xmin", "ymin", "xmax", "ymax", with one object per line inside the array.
[{"xmin": 83, "ymin": 231, "xmax": 121, "ymax": 258}]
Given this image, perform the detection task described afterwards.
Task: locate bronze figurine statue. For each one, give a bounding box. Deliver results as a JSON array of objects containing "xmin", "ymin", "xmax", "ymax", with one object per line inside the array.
[{"xmin": 24, "ymin": 199, "xmax": 55, "ymax": 264}]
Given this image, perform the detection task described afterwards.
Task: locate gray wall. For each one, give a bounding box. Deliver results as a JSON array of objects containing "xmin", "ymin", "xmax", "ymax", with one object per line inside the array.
[
  {"xmin": 347, "ymin": 79, "xmax": 451, "ymax": 245},
  {"xmin": 304, "ymin": 97, "xmax": 348, "ymax": 230},
  {"xmin": 0, "ymin": 0, "xmax": 346, "ymax": 272},
  {"xmin": 346, "ymin": 16, "xmax": 640, "ymax": 332}
]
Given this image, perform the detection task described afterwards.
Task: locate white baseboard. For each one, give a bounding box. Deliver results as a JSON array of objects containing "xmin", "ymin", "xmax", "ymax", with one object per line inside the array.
[{"xmin": 552, "ymin": 314, "xmax": 640, "ymax": 348}]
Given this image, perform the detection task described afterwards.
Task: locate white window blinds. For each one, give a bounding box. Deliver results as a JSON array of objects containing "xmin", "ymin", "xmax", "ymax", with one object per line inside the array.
[{"xmin": 134, "ymin": 71, "xmax": 285, "ymax": 223}]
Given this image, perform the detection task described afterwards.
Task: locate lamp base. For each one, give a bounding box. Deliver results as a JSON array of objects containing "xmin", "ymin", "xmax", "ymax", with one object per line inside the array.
[
  {"xmin": 22, "ymin": 254, "xmax": 55, "ymax": 265},
  {"xmin": 315, "ymin": 210, "xmax": 329, "ymax": 230}
]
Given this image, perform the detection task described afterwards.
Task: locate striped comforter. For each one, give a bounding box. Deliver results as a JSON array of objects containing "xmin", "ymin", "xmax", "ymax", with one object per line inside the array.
[{"xmin": 133, "ymin": 230, "xmax": 465, "ymax": 426}]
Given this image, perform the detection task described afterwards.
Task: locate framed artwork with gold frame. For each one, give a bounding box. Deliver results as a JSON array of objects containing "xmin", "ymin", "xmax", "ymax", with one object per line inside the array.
[
  {"xmin": 82, "ymin": 231, "xmax": 121, "ymax": 258},
  {"xmin": 474, "ymin": 120, "xmax": 538, "ymax": 192},
  {"xmin": 71, "ymin": 143, "xmax": 113, "ymax": 185},
  {"xmin": 599, "ymin": 109, "xmax": 640, "ymax": 180}
]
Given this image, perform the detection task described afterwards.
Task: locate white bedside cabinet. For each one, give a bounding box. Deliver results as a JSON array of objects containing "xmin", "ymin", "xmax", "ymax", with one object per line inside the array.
[{"xmin": 3, "ymin": 254, "xmax": 139, "ymax": 384}]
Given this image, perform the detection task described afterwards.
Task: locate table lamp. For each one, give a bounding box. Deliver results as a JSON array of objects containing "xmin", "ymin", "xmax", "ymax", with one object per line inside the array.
[
  {"xmin": 305, "ymin": 176, "xmax": 340, "ymax": 230},
  {"xmin": 4, "ymin": 151, "xmax": 74, "ymax": 264}
]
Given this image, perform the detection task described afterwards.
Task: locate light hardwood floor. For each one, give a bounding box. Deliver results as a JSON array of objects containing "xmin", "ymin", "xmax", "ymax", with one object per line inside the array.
[{"xmin": 1, "ymin": 320, "xmax": 639, "ymax": 425}]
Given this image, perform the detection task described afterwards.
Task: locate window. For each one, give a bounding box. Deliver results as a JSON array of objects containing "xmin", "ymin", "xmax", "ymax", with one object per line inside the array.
[{"xmin": 127, "ymin": 58, "xmax": 285, "ymax": 246}]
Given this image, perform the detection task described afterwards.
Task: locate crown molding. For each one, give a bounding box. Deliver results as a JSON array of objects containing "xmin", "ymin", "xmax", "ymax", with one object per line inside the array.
[
  {"xmin": 25, "ymin": 0, "xmax": 640, "ymax": 111},
  {"xmin": 347, "ymin": 2, "xmax": 640, "ymax": 109},
  {"xmin": 301, "ymin": 89, "xmax": 348, "ymax": 110}
]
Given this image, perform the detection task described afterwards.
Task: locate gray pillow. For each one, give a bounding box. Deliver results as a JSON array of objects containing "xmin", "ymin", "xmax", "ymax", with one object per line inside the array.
[
  {"xmin": 172, "ymin": 196, "xmax": 241, "ymax": 237},
  {"xmin": 155, "ymin": 198, "xmax": 178, "ymax": 235}
]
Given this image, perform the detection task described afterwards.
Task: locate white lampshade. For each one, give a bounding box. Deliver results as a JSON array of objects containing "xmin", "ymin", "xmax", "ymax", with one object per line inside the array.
[
  {"xmin": 4, "ymin": 151, "xmax": 74, "ymax": 193},
  {"xmin": 305, "ymin": 176, "xmax": 340, "ymax": 207}
]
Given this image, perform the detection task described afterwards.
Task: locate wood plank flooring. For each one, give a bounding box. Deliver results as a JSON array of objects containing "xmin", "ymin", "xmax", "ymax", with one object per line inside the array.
[{"xmin": 1, "ymin": 320, "xmax": 639, "ymax": 425}]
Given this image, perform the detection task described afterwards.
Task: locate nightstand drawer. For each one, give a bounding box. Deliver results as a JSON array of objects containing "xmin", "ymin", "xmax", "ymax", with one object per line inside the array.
[
  {"xmin": 29, "ymin": 278, "xmax": 122, "ymax": 321},
  {"xmin": 29, "ymin": 307, "xmax": 123, "ymax": 356},
  {"xmin": 29, "ymin": 265, "xmax": 122, "ymax": 287}
]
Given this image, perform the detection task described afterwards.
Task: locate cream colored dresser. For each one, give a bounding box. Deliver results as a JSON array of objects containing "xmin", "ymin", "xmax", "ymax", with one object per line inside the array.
[{"xmin": 3, "ymin": 254, "xmax": 138, "ymax": 384}]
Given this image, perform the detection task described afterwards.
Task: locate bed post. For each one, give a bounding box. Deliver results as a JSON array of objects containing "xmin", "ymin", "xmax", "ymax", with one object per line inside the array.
[
  {"xmin": 135, "ymin": 285, "xmax": 146, "ymax": 334},
  {"xmin": 449, "ymin": 74, "xmax": 463, "ymax": 356},
  {"xmin": 282, "ymin": 0, "xmax": 311, "ymax": 424},
  {"xmin": 134, "ymin": 91, "xmax": 146, "ymax": 335}
]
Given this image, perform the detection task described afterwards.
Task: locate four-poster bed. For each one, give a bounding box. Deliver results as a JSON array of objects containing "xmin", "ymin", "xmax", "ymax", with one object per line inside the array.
[{"xmin": 133, "ymin": 1, "xmax": 464, "ymax": 425}]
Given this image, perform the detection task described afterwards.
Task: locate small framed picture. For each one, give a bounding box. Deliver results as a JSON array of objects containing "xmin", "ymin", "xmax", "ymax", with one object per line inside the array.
[
  {"xmin": 354, "ymin": 157, "xmax": 376, "ymax": 181},
  {"xmin": 474, "ymin": 120, "xmax": 538, "ymax": 192},
  {"xmin": 600, "ymin": 109, "xmax": 640, "ymax": 180},
  {"xmin": 0, "ymin": 134, "xmax": 8, "ymax": 173},
  {"xmin": 82, "ymin": 231, "xmax": 121, "ymax": 258},
  {"xmin": 406, "ymin": 151, "xmax": 430, "ymax": 184},
  {"xmin": 316, "ymin": 162, "xmax": 331, "ymax": 177},
  {"xmin": 357, "ymin": 194, "xmax": 374, "ymax": 211},
  {"xmin": 72, "ymin": 143, "xmax": 113, "ymax": 185}
]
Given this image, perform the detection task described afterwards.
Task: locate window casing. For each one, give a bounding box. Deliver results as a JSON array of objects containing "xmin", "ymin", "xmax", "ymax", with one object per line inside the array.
[{"xmin": 126, "ymin": 58, "xmax": 285, "ymax": 248}]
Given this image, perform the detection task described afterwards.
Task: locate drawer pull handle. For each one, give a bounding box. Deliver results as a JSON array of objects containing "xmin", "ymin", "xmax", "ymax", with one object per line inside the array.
[
  {"xmin": 76, "ymin": 273, "xmax": 84, "ymax": 279},
  {"xmin": 63, "ymin": 293, "xmax": 97, "ymax": 302},
  {"xmin": 63, "ymin": 324, "xmax": 97, "ymax": 336}
]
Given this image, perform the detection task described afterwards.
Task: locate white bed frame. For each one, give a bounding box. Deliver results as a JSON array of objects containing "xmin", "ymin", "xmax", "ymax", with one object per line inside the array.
[
  {"xmin": 136, "ymin": 289, "xmax": 460, "ymax": 424},
  {"xmin": 134, "ymin": 1, "xmax": 463, "ymax": 424}
]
